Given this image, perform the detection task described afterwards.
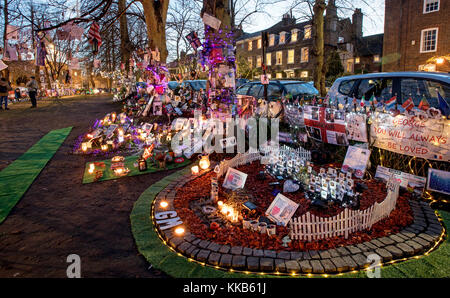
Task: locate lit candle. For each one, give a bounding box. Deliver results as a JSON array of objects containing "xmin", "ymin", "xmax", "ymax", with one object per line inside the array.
[
  {"xmin": 174, "ymin": 227, "xmax": 185, "ymax": 236},
  {"xmin": 81, "ymin": 143, "xmax": 88, "ymax": 152},
  {"xmin": 191, "ymin": 166, "xmax": 199, "ymax": 175},
  {"xmin": 101, "ymin": 144, "xmax": 108, "ymax": 151}
]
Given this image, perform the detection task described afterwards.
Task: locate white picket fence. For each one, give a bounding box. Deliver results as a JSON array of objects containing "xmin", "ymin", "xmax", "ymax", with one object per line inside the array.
[
  {"xmin": 289, "ymin": 182, "xmax": 400, "ymax": 241},
  {"xmin": 215, "ymin": 150, "xmax": 262, "ymax": 178}
]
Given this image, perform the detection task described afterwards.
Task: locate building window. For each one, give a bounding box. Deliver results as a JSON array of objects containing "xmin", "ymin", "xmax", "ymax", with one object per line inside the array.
[
  {"xmin": 276, "ymin": 73, "xmax": 283, "ymax": 79},
  {"xmin": 279, "ymin": 32, "xmax": 286, "ymax": 44},
  {"xmin": 423, "ymin": 0, "xmax": 439, "ymax": 13},
  {"xmin": 420, "ymin": 28, "xmax": 438, "ymax": 53},
  {"xmin": 373, "ymin": 55, "xmax": 380, "ymax": 62},
  {"xmin": 347, "ymin": 61, "xmax": 353, "ymax": 73},
  {"xmin": 276, "ymin": 51, "xmax": 283, "ymax": 65},
  {"xmin": 266, "ymin": 53, "xmax": 271, "ymax": 66},
  {"xmin": 248, "ymin": 57, "xmax": 253, "ymax": 68},
  {"xmin": 355, "ymin": 57, "xmax": 360, "ymax": 64},
  {"xmin": 304, "ymin": 25, "xmax": 312, "ymax": 39},
  {"xmin": 291, "ymin": 29, "xmax": 298, "ymax": 42},
  {"xmin": 248, "ymin": 41, "xmax": 253, "ymax": 51},
  {"xmin": 269, "ymin": 34, "xmax": 275, "ymax": 46},
  {"xmin": 256, "ymin": 56, "xmax": 262, "ymax": 68},
  {"xmin": 301, "ymin": 71, "xmax": 308, "ymax": 78},
  {"xmin": 287, "ymin": 49, "xmax": 295, "ymax": 64},
  {"xmin": 301, "ymin": 47, "xmax": 309, "ymax": 63},
  {"xmin": 257, "ymin": 39, "xmax": 262, "ymax": 49}
]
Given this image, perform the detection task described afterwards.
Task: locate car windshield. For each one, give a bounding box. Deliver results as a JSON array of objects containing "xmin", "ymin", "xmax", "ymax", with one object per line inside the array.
[{"xmin": 284, "ymin": 83, "xmax": 319, "ymax": 97}]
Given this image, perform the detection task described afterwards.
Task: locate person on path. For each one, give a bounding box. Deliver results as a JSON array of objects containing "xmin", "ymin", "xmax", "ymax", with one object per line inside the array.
[
  {"xmin": 26, "ymin": 76, "xmax": 39, "ymax": 108},
  {"xmin": 0, "ymin": 77, "xmax": 12, "ymax": 110}
]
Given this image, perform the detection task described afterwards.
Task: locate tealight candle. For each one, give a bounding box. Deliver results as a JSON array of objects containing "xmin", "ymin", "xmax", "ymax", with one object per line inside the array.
[
  {"xmin": 191, "ymin": 166, "xmax": 199, "ymax": 175},
  {"xmin": 174, "ymin": 227, "xmax": 185, "ymax": 236}
]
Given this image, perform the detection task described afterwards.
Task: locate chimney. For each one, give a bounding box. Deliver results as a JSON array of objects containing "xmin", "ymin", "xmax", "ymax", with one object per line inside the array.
[{"xmin": 352, "ymin": 8, "xmax": 363, "ymax": 39}]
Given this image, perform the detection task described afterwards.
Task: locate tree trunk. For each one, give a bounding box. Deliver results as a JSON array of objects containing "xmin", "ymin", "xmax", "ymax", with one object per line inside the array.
[
  {"xmin": 312, "ymin": 0, "xmax": 326, "ymax": 97},
  {"xmin": 2, "ymin": 0, "xmax": 10, "ymax": 80},
  {"xmin": 141, "ymin": 0, "xmax": 169, "ymax": 63},
  {"xmin": 202, "ymin": 0, "xmax": 232, "ymax": 95},
  {"xmin": 118, "ymin": 0, "xmax": 132, "ymax": 70}
]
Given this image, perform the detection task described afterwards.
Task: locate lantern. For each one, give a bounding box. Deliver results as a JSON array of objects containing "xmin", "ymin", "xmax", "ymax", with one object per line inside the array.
[
  {"xmin": 198, "ymin": 154, "xmax": 210, "ymax": 170},
  {"xmin": 81, "ymin": 142, "xmax": 88, "ymax": 152},
  {"xmin": 191, "ymin": 165, "xmax": 199, "ymax": 175},
  {"xmin": 160, "ymin": 201, "xmax": 168, "ymax": 208},
  {"xmin": 138, "ymin": 156, "xmax": 147, "ymax": 172},
  {"xmin": 101, "ymin": 144, "xmax": 108, "ymax": 151}
]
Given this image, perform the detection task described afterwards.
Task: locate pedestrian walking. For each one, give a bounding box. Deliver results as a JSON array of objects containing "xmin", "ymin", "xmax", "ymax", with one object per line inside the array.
[
  {"xmin": 26, "ymin": 76, "xmax": 39, "ymax": 108},
  {"xmin": 0, "ymin": 77, "xmax": 12, "ymax": 110}
]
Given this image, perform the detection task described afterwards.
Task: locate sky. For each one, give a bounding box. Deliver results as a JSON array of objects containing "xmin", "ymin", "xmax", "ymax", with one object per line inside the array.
[{"xmin": 243, "ymin": 0, "xmax": 385, "ymax": 37}]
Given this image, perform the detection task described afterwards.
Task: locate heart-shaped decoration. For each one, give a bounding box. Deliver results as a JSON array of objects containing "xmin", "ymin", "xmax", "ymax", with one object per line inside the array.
[{"xmin": 283, "ymin": 179, "xmax": 300, "ymax": 193}]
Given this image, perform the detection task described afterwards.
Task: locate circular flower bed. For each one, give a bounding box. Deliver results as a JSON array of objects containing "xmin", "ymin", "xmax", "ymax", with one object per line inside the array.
[{"xmin": 173, "ymin": 161, "xmax": 414, "ymax": 251}]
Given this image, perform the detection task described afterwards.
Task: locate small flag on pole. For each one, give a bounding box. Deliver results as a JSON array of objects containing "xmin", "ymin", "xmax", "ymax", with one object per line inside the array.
[
  {"xmin": 418, "ymin": 96, "xmax": 430, "ymax": 111},
  {"xmin": 438, "ymin": 92, "xmax": 449, "ymax": 117},
  {"xmin": 385, "ymin": 96, "xmax": 397, "ymax": 110},
  {"xmin": 401, "ymin": 97, "xmax": 415, "ymax": 111},
  {"xmin": 360, "ymin": 95, "xmax": 365, "ymax": 107}
]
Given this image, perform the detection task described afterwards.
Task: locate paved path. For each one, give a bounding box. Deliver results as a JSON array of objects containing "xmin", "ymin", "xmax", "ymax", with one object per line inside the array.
[{"xmin": 0, "ymin": 95, "xmax": 172, "ymax": 277}]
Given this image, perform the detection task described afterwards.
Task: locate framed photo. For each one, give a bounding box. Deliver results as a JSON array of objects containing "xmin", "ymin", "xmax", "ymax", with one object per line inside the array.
[
  {"xmin": 223, "ymin": 167, "xmax": 248, "ymax": 190},
  {"xmin": 329, "ymin": 180, "xmax": 336, "ymax": 189},
  {"xmin": 265, "ymin": 193, "xmax": 299, "ymax": 227},
  {"xmin": 307, "ymin": 165, "xmax": 312, "ymax": 174},
  {"xmin": 328, "ymin": 168, "xmax": 337, "ymax": 177},
  {"xmin": 320, "ymin": 168, "xmax": 326, "ymax": 175},
  {"xmin": 330, "ymin": 188, "xmax": 336, "ymax": 199},
  {"xmin": 320, "ymin": 190, "xmax": 328, "ymax": 199},
  {"xmin": 153, "ymin": 101, "xmax": 162, "ymax": 115},
  {"xmin": 427, "ymin": 168, "xmax": 450, "ymax": 195},
  {"xmin": 339, "ymin": 172, "xmax": 345, "ymax": 179}
]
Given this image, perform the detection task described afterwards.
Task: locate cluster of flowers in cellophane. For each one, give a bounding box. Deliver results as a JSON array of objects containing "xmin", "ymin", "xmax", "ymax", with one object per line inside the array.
[
  {"xmin": 173, "ymin": 161, "xmax": 414, "ymax": 251},
  {"xmin": 73, "ymin": 112, "xmax": 175, "ymax": 158}
]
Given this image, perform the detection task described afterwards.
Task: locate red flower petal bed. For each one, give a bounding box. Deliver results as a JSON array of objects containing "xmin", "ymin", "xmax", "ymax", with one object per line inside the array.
[{"xmin": 173, "ymin": 161, "xmax": 414, "ymax": 251}]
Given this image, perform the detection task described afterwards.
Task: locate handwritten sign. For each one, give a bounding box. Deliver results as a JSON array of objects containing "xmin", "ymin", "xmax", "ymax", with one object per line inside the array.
[{"xmin": 370, "ymin": 113, "xmax": 449, "ymax": 161}]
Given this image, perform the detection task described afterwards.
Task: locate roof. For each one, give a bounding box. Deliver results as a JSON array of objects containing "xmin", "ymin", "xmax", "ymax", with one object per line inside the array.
[
  {"xmin": 354, "ymin": 33, "xmax": 384, "ymax": 56},
  {"xmin": 236, "ymin": 19, "xmax": 311, "ymax": 42},
  {"xmin": 335, "ymin": 72, "xmax": 450, "ymax": 84}
]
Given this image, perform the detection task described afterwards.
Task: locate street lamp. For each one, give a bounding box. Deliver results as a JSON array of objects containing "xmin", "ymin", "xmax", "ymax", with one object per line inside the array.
[{"xmin": 436, "ymin": 57, "xmax": 445, "ymax": 65}]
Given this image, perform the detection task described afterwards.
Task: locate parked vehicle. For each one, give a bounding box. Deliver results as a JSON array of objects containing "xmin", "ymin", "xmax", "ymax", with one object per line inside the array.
[
  {"xmin": 236, "ymin": 80, "xmax": 319, "ymax": 101},
  {"xmin": 168, "ymin": 81, "xmax": 179, "ymax": 91},
  {"xmin": 180, "ymin": 80, "xmax": 207, "ymax": 91},
  {"xmin": 327, "ymin": 72, "xmax": 450, "ymax": 109},
  {"xmin": 236, "ymin": 78, "xmax": 249, "ymax": 88}
]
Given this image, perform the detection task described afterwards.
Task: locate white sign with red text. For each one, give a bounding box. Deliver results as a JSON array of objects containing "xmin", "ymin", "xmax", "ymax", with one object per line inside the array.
[{"xmin": 370, "ymin": 113, "xmax": 449, "ymax": 162}]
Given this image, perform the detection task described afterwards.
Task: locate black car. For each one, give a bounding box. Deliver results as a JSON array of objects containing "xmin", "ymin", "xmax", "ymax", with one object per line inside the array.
[{"xmin": 236, "ymin": 80, "xmax": 319, "ymax": 101}]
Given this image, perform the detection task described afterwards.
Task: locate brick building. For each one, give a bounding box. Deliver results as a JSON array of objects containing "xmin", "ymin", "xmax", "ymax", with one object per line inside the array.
[
  {"xmin": 236, "ymin": 1, "xmax": 384, "ymax": 80},
  {"xmin": 383, "ymin": 0, "xmax": 450, "ymax": 72}
]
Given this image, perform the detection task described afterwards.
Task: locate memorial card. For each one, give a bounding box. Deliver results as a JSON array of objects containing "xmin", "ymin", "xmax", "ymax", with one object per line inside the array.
[
  {"xmin": 265, "ymin": 193, "xmax": 299, "ymax": 227},
  {"xmin": 342, "ymin": 145, "xmax": 371, "ymax": 179},
  {"xmin": 223, "ymin": 167, "xmax": 248, "ymax": 190}
]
